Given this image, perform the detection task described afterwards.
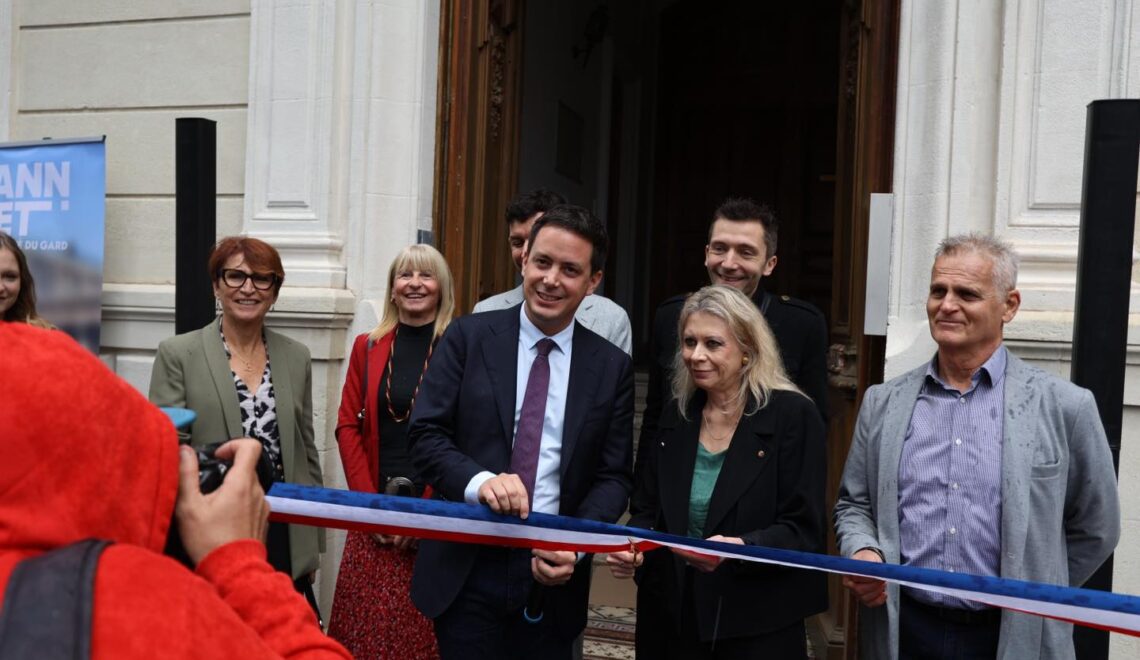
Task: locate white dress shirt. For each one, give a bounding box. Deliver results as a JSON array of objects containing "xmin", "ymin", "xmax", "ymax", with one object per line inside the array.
[{"xmin": 464, "ymin": 306, "xmax": 573, "ymax": 515}]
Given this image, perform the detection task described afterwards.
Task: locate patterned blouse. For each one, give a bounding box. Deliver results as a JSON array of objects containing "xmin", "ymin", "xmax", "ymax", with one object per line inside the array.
[{"xmin": 221, "ymin": 328, "xmax": 285, "ymax": 481}]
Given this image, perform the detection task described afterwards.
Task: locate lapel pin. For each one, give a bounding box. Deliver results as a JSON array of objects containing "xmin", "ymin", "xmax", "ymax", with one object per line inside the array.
[{"xmin": 757, "ymin": 450, "xmax": 765, "ymax": 458}]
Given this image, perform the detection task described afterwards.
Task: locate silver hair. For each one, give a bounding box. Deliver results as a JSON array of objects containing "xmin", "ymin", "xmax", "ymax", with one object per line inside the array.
[{"xmin": 934, "ymin": 233, "xmax": 1020, "ymax": 294}]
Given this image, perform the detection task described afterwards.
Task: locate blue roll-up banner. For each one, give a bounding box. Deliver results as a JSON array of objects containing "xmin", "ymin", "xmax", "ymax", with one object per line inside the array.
[{"xmin": 0, "ymin": 137, "xmax": 106, "ymax": 353}]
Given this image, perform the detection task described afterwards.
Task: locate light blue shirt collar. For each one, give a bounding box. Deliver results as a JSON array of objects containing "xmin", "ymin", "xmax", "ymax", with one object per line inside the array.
[
  {"xmin": 926, "ymin": 344, "xmax": 1008, "ymax": 391},
  {"xmin": 519, "ymin": 305, "xmax": 574, "ymax": 355}
]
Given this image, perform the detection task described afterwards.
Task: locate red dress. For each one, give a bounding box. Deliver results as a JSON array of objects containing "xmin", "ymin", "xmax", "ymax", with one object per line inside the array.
[
  {"xmin": 329, "ymin": 331, "xmax": 438, "ymax": 659},
  {"xmin": 328, "ymin": 532, "xmax": 437, "ymax": 659}
]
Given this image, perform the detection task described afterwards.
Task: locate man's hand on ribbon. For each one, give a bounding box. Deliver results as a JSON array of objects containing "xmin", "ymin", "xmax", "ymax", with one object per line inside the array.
[
  {"xmin": 175, "ymin": 438, "xmax": 270, "ymax": 565},
  {"xmin": 532, "ymin": 549, "xmax": 576, "ymax": 586},
  {"xmin": 478, "ymin": 473, "xmax": 531, "ymax": 519},
  {"xmin": 843, "ymin": 548, "xmax": 888, "ymax": 607}
]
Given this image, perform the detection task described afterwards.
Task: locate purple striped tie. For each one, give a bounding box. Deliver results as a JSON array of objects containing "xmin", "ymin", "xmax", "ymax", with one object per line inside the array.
[{"xmin": 510, "ymin": 338, "xmax": 556, "ymax": 502}]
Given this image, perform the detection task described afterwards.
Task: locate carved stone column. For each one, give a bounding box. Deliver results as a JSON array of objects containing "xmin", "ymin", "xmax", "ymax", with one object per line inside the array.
[
  {"xmin": 244, "ymin": 0, "xmax": 345, "ymax": 288},
  {"xmin": 886, "ymin": 0, "xmax": 1139, "ymax": 376}
]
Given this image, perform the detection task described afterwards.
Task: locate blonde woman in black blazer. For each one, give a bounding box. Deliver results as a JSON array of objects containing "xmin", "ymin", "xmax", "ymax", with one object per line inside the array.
[
  {"xmin": 149, "ymin": 236, "xmax": 323, "ymax": 614},
  {"xmin": 608, "ymin": 285, "xmax": 827, "ymax": 659}
]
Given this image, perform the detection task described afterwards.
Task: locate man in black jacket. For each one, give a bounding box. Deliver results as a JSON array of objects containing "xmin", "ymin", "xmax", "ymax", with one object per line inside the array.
[{"xmin": 641, "ymin": 198, "xmax": 828, "ymax": 452}]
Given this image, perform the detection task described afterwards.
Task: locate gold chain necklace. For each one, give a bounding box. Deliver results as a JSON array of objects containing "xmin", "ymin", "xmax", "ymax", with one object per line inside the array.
[
  {"xmin": 701, "ymin": 406, "xmax": 743, "ymax": 444},
  {"xmin": 232, "ymin": 343, "xmax": 263, "ymax": 372},
  {"xmin": 223, "ymin": 330, "xmax": 264, "ymax": 374},
  {"xmin": 384, "ymin": 325, "xmax": 435, "ymax": 423}
]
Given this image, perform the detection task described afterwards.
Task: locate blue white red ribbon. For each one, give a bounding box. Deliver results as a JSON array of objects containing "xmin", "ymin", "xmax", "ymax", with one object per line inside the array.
[{"xmin": 267, "ymin": 483, "xmax": 1140, "ymax": 636}]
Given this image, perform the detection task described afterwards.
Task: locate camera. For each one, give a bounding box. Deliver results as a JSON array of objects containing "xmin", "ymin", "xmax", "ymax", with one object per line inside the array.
[
  {"xmin": 164, "ymin": 440, "xmax": 278, "ymax": 567},
  {"xmin": 195, "ymin": 441, "xmax": 277, "ymax": 494}
]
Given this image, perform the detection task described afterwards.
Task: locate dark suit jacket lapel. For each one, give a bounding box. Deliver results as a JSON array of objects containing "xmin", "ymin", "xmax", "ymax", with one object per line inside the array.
[
  {"xmin": 703, "ymin": 400, "xmax": 775, "ymax": 536},
  {"xmin": 481, "ymin": 308, "xmax": 521, "ymax": 444},
  {"xmin": 659, "ymin": 404, "xmax": 702, "ymax": 537},
  {"xmin": 561, "ymin": 322, "xmax": 601, "ymax": 477},
  {"xmin": 203, "ymin": 317, "xmax": 243, "ymax": 440}
]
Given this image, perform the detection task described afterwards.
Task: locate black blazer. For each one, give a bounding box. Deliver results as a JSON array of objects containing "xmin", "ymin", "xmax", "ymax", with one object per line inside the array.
[
  {"xmin": 408, "ymin": 306, "xmax": 634, "ymax": 638},
  {"xmin": 629, "ymin": 389, "xmax": 828, "ymax": 642}
]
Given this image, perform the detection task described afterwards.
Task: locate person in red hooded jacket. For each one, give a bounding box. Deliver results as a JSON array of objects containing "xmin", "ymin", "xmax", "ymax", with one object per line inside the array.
[{"xmin": 0, "ymin": 321, "xmax": 350, "ymax": 660}]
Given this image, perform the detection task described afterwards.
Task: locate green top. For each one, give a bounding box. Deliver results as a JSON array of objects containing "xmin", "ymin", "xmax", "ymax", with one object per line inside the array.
[{"xmin": 687, "ymin": 443, "xmax": 728, "ymax": 538}]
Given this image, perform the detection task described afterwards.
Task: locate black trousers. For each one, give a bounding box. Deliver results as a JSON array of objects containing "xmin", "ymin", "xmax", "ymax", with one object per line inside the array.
[
  {"xmin": 645, "ymin": 566, "xmax": 808, "ymax": 660},
  {"xmin": 899, "ymin": 593, "xmax": 1001, "ymax": 660},
  {"xmin": 634, "ymin": 573, "xmax": 669, "ymax": 659},
  {"xmin": 665, "ymin": 620, "xmax": 806, "ymax": 660},
  {"xmin": 434, "ymin": 547, "xmax": 572, "ymax": 660}
]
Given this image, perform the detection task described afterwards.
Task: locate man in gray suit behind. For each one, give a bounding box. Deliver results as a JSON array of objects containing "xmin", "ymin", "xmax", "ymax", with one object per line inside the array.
[
  {"xmin": 474, "ymin": 189, "xmax": 631, "ymax": 355},
  {"xmin": 835, "ymin": 233, "xmax": 1119, "ymax": 660}
]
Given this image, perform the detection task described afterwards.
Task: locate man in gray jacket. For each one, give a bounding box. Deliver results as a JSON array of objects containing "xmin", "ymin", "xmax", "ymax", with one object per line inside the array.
[
  {"xmin": 473, "ymin": 189, "xmax": 631, "ymax": 355},
  {"xmin": 835, "ymin": 233, "xmax": 1119, "ymax": 659}
]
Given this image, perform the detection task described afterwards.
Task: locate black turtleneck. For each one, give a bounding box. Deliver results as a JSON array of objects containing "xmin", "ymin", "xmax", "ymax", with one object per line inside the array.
[{"xmin": 378, "ymin": 321, "xmax": 434, "ymax": 483}]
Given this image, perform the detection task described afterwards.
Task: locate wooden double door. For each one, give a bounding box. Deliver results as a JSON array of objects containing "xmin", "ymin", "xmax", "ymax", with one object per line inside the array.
[{"xmin": 432, "ymin": 1, "xmax": 899, "ymax": 656}]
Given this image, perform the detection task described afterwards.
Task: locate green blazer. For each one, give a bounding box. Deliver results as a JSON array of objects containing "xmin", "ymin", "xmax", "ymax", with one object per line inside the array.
[{"xmin": 148, "ymin": 317, "xmax": 324, "ymax": 578}]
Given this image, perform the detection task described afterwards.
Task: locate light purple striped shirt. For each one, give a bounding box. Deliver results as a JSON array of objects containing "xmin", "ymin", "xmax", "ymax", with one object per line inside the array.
[{"xmin": 898, "ymin": 345, "xmax": 1006, "ymax": 610}]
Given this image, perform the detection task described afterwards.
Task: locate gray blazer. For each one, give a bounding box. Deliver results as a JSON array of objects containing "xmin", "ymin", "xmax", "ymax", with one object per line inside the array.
[
  {"xmin": 472, "ymin": 285, "xmax": 632, "ymax": 355},
  {"xmin": 834, "ymin": 351, "xmax": 1119, "ymax": 660},
  {"xmin": 148, "ymin": 317, "xmax": 324, "ymax": 578}
]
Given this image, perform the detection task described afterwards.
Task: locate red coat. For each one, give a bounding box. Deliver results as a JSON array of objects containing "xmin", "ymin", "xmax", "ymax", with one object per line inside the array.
[
  {"xmin": 0, "ymin": 322, "xmax": 350, "ymax": 660},
  {"xmin": 335, "ymin": 331, "xmax": 395, "ymax": 492}
]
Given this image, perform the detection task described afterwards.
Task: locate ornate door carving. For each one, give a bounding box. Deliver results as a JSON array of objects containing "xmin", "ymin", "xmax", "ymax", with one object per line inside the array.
[
  {"xmin": 818, "ymin": 0, "xmax": 899, "ymax": 657},
  {"xmin": 433, "ymin": 0, "xmax": 524, "ymax": 313}
]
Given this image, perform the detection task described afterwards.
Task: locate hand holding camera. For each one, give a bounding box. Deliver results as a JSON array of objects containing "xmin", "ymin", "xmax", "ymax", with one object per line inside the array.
[
  {"xmin": 195, "ymin": 440, "xmax": 278, "ymax": 494},
  {"xmin": 174, "ymin": 439, "xmax": 273, "ymax": 566}
]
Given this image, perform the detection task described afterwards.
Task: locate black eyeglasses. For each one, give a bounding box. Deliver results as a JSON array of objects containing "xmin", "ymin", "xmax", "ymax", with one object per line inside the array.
[{"xmin": 218, "ymin": 268, "xmax": 279, "ymax": 291}]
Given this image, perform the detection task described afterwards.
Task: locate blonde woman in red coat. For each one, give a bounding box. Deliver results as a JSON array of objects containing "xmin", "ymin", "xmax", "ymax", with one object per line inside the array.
[{"xmin": 329, "ymin": 244, "xmax": 455, "ymax": 660}]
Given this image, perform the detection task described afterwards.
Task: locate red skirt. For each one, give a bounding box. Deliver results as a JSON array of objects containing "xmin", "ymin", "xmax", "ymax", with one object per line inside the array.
[{"xmin": 328, "ymin": 531, "xmax": 439, "ymax": 659}]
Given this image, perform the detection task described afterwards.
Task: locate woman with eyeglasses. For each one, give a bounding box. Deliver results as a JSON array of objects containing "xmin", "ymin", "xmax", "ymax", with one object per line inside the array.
[
  {"xmin": 327, "ymin": 244, "xmax": 454, "ymax": 659},
  {"xmin": 148, "ymin": 236, "xmax": 324, "ymax": 618}
]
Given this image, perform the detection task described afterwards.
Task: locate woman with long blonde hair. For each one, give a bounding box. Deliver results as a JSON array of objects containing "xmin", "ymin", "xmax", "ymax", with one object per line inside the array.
[
  {"xmin": 608, "ymin": 285, "xmax": 827, "ymax": 658},
  {"xmin": 329, "ymin": 243, "xmax": 455, "ymax": 659}
]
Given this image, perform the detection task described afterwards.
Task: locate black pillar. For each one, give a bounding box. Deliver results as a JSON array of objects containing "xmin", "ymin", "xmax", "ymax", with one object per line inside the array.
[
  {"xmin": 175, "ymin": 118, "xmax": 217, "ymax": 335},
  {"xmin": 1070, "ymin": 99, "xmax": 1140, "ymax": 660}
]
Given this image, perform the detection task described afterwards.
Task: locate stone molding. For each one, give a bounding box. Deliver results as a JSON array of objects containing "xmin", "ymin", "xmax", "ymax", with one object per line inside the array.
[
  {"xmin": 243, "ymin": 0, "xmax": 345, "ymax": 288},
  {"xmin": 887, "ymin": 0, "xmax": 1140, "ymax": 378}
]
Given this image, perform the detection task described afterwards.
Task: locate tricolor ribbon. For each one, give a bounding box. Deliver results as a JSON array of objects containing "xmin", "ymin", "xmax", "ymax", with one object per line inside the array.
[{"xmin": 268, "ymin": 483, "xmax": 1140, "ymax": 636}]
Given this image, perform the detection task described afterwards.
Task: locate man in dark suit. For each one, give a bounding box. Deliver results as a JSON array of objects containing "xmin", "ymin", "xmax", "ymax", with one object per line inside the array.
[{"xmin": 409, "ymin": 204, "xmax": 634, "ymax": 659}]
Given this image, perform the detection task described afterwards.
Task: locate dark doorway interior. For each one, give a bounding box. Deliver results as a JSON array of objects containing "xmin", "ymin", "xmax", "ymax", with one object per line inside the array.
[
  {"xmin": 646, "ymin": 0, "xmax": 839, "ymax": 333},
  {"xmin": 436, "ymin": 1, "xmax": 896, "ymax": 656},
  {"xmin": 513, "ymin": 0, "xmax": 839, "ymax": 360}
]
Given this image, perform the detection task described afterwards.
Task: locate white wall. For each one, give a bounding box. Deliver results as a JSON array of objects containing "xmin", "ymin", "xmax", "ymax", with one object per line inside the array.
[
  {"xmin": 889, "ymin": 0, "xmax": 1140, "ymax": 655},
  {"xmin": 3, "ymin": 1, "xmax": 253, "ymax": 386},
  {"xmin": 9, "ymin": 1, "xmax": 251, "ymax": 286}
]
